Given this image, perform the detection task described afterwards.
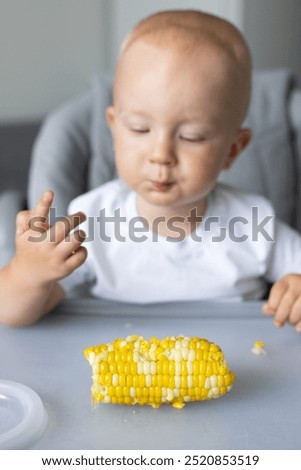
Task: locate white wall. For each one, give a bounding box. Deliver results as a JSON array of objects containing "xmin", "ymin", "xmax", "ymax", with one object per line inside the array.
[
  {"xmin": 0, "ymin": 0, "xmax": 300, "ymax": 121},
  {"xmin": 0, "ymin": 0, "xmax": 107, "ymax": 121}
]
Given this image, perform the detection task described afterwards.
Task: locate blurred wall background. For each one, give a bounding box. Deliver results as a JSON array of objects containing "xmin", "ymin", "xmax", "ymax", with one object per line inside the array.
[{"xmin": 0, "ymin": 0, "xmax": 300, "ymax": 121}]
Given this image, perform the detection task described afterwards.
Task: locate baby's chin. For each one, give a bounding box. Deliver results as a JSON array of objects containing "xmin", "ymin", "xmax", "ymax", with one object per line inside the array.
[
  {"xmin": 138, "ymin": 192, "xmax": 205, "ymax": 216},
  {"xmin": 138, "ymin": 187, "xmax": 182, "ymax": 208}
]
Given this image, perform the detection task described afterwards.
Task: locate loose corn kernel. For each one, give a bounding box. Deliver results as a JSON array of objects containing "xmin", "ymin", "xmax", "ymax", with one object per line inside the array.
[
  {"xmin": 84, "ymin": 335, "xmax": 235, "ymax": 408},
  {"xmin": 251, "ymin": 340, "xmax": 267, "ymax": 355}
]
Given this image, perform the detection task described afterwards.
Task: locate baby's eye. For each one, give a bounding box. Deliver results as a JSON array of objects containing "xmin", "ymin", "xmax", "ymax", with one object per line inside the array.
[
  {"xmin": 130, "ymin": 127, "xmax": 150, "ymax": 134},
  {"xmin": 179, "ymin": 135, "xmax": 205, "ymax": 143}
]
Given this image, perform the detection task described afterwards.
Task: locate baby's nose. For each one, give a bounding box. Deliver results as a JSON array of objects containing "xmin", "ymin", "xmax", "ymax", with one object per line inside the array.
[{"xmin": 149, "ymin": 136, "xmax": 177, "ymax": 166}]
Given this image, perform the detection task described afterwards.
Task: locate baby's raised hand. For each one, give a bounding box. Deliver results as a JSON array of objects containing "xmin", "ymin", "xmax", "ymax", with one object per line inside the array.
[
  {"xmin": 13, "ymin": 190, "xmax": 87, "ymax": 286},
  {"xmin": 262, "ymin": 274, "xmax": 301, "ymax": 333}
]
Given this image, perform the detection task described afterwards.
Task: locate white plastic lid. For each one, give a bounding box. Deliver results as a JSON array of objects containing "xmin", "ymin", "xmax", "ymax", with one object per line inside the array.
[{"xmin": 0, "ymin": 380, "xmax": 47, "ymax": 449}]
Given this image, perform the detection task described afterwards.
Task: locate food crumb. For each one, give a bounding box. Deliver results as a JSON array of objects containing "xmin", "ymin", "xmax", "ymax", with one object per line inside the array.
[{"xmin": 251, "ymin": 341, "xmax": 267, "ymax": 355}]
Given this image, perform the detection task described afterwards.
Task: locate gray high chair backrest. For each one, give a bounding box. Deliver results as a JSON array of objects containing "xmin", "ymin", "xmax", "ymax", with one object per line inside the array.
[{"xmin": 28, "ymin": 69, "xmax": 301, "ymax": 232}]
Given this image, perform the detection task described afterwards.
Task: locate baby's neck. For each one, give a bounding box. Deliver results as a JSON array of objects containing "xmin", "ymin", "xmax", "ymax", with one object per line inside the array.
[{"xmin": 136, "ymin": 196, "xmax": 207, "ymax": 238}]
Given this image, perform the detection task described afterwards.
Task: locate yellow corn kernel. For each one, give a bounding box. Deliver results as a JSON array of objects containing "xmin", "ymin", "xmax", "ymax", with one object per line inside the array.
[
  {"xmin": 251, "ymin": 340, "xmax": 267, "ymax": 355},
  {"xmin": 84, "ymin": 335, "xmax": 235, "ymax": 408}
]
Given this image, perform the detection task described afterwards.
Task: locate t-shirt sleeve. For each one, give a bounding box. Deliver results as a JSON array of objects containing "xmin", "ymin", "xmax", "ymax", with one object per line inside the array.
[{"xmin": 265, "ymin": 220, "xmax": 301, "ymax": 282}]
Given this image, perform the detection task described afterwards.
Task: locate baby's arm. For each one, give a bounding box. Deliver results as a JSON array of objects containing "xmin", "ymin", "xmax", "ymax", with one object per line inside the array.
[
  {"xmin": 0, "ymin": 191, "xmax": 87, "ymax": 327},
  {"xmin": 263, "ymin": 274, "xmax": 301, "ymax": 332}
]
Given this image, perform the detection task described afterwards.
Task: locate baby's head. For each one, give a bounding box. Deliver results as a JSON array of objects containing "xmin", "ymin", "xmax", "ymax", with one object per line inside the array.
[
  {"xmin": 107, "ymin": 10, "xmax": 252, "ymax": 216},
  {"xmin": 117, "ymin": 10, "xmax": 251, "ymax": 123}
]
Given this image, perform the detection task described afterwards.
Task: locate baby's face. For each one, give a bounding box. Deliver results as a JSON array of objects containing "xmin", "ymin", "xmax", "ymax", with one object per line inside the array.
[{"xmin": 107, "ymin": 41, "xmax": 247, "ymax": 214}]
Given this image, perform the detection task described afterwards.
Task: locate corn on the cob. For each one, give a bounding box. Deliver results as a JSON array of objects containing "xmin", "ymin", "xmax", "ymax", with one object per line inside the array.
[{"xmin": 84, "ymin": 335, "xmax": 235, "ymax": 409}]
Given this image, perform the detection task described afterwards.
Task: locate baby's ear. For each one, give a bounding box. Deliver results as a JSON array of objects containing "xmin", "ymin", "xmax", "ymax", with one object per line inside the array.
[
  {"xmin": 224, "ymin": 128, "xmax": 252, "ymax": 170},
  {"xmin": 106, "ymin": 106, "xmax": 116, "ymax": 130}
]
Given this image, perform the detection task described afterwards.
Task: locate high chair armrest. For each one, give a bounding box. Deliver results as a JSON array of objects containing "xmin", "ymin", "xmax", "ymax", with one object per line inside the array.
[
  {"xmin": 289, "ymin": 89, "xmax": 301, "ymax": 233},
  {"xmin": 0, "ymin": 189, "xmax": 26, "ymax": 267},
  {"xmin": 290, "ymin": 89, "xmax": 301, "ymax": 155}
]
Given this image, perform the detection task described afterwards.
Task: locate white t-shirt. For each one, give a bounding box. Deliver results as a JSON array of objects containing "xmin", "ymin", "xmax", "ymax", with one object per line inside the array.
[{"xmin": 60, "ymin": 179, "xmax": 301, "ymax": 302}]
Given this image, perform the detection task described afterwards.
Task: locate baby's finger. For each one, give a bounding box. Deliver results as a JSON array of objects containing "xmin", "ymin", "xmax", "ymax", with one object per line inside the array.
[
  {"xmin": 262, "ymin": 302, "xmax": 274, "ymax": 316},
  {"xmin": 295, "ymin": 320, "xmax": 301, "ymax": 333},
  {"xmin": 273, "ymin": 291, "xmax": 298, "ymax": 328},
  {"xmin": 31, "ymin": 190, "xmax": 54, "ymax": 220},
  {"xmin": 265, "ymin": 278, "xmax": 289, "ymax": 314},
  {"xmin": 288, "ymin": 297, "xmax": 301, "ymax": 326},
  {"xmin": 48, "ymin": 212, "xmax": 86, "ymax": 244},
  {"xmin": 57, "ymin": 230, "xmax": 86, "ymax": 257},
  {"xmin": 64, "ymin": 246, "xmax": 88, "ymax": 272},
  {"xmin": 15, "ymin": 210, "xmax": 31, "ymax": 235}
]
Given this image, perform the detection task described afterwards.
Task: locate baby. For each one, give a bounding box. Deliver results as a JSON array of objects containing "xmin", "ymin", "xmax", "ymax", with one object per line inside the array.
[{"xmin": 1, "ymin": 10, "xmax": 301, "ymax": 329}]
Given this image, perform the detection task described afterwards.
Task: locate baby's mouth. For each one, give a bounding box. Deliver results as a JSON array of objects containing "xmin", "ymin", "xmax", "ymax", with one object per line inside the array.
[{"xmin": 151, "ymin": 181, "xmax": 175, "ymax": 192}]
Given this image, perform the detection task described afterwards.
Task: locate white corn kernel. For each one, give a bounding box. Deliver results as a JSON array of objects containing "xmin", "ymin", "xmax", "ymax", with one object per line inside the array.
[{"xmin": 112, "ymin": 374, "xmax": 118, "ymax": 386}]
